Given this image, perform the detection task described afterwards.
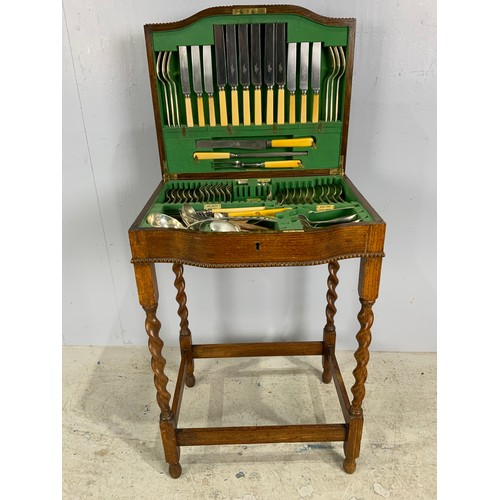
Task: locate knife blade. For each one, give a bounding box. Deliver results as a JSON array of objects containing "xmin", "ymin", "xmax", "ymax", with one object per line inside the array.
[
  {"xmin": 225, "ymin": 24, "xmax": 239, "ymax": 126},
  {"xmin": 264, "ymin": 23, "xmax": 275, "ymax": 125},
  {"xmin": 190, "ymin": 45, "xmax": 205, "ymax": 126},
  {"xmin": 250, "ymin": 24, "xmax": 262, "ymax": 125},
  {"xmin": 202, "ymin": 45, "xmax": 216, "ymax": 126},
  {"xmin": 213, "ymin": 25, "xmax": 228, "ymax": 126},
  {"xmin": 195, "ymin": 137, "xmax": 315, "ymax": 150},
  {"xmin": 286, "ymin": 42, "xmax": 297, "ymax": 124},
  {"xmin": 178, "ymin": 45, "xmax": 194, "ymax": 127},
  {"xmin": 275, "ymin": 23, "xmax": 286, "ymax": 124},
  {"xmin": 238, "ymin": 24, "xmax": 251, "ymax": 125},
  {"xmin": 311, "ymin": 42, "xmax": 321, "ymax": 123},
  {"xmin": 299, "ymin": 42, "xmax": 310, "ymax": 123}
]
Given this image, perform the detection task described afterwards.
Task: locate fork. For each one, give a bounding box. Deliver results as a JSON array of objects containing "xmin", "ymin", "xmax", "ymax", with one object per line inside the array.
[
  {"xmin": 335, "ymin": 47, "xmax": 346, "ymax": 122},
  {"xmin": 155, "ymin": 52, "xmax": 172, "ymax": 126},
  {"xmin": 324, "ymin": 47, "xmax": 337, "ymax": 122},
  {"xmin": 164, "ymin": 52, "xmax": 180, "ymax": 127}
]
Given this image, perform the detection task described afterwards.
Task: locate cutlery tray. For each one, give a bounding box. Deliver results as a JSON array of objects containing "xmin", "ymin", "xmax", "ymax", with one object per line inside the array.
[{"xmin": 141, "ymin": 175, "xmax": 373, "ymax": 231}]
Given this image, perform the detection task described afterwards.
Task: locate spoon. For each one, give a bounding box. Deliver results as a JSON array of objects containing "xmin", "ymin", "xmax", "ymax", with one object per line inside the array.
[
  {"xmin": 146, "ymin": 213, "xmax": 185, "ymax": 229},
  {"xmin": 197, "ymin": 219, "xmax": 242, "ymax": 232}
]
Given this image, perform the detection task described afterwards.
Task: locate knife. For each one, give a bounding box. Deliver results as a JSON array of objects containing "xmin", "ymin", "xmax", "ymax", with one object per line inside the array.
[
  {"xmin": 237, "ymin": 24, "xmax": 251, "ymax": 125},
  {"xmin": 202, "ymin": 45, "xmax": 216, "ymax": 126},
  {"xmin": 213, "ymin": 25, "xmax": 228, "ymax": 126},
  {"xmin": 311, "ymin": 42, "xmax": 322, "ymax": 123},
  {"xmin": 275, "ymin": 23, "xmax": 286, "ymax": 125},
  {"xmin": 286, "ymin": 43, "xmax": 297, "ymax": 124},
  {"xmin": 212, "ymin": 160, "xmax": 303, "ymax": 170},
  {"xmin": 299, "ymin": 42, "xmax": 310, "ymax": 123},
  {"xmin": 264, "ymin": 24, "xmax": 275, "ymax": 125},
  {"xmin": 193, "ymin": 151, "xmax": 308, "ymax": 160},
  {"xmin": 178, "ymin": 46, "xmax": 194, "ymax": 127},
  {"xmin": 250, "ymin": 24, "xmax": 262, "ymax": 125},
  {"xmin": 190, "ymin": 46, "xmax": 205, "ymax": 126},
  {"xmin": 225, "ymin": 24, "xmax": 239, "ymax": 126},
  {"xmin": 195, "ymin": 137, "xmax": 315, "ymax": 149}
]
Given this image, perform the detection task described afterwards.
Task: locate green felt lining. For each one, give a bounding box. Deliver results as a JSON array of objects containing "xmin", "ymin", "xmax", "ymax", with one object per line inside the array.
[
  {"xmin": 152, "ymin": 12, "xmax": 349, "ymax": 175},
  {"xmin": 139, "ymin": 175, "xmax": 373, "ymax": 230}
]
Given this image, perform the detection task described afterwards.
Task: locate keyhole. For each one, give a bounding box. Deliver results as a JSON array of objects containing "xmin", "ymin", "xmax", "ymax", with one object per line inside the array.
[{"xmin": 255, "ymin": 242, "xmax": 261, "ymax": 251}]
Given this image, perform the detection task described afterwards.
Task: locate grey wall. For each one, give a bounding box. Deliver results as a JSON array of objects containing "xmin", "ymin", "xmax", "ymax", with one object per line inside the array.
[{"xmin": 62, "ymin": 0, "xmax": 436, "ymax": 351}]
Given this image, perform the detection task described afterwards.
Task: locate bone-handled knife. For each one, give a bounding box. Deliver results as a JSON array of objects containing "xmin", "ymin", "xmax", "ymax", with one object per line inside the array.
[
  {"xmin": 202, "ymin": 45, "xmax": 216, "ymax": 126},
  {"xmin": 275, "ymin": 23, "xmax": 286, "ymax": 125},
  {"xmin": 213, "ymin": 25, "xmax": 228, "ymax": 126},
  {"xmin": 299, "ymin": 42, "xmax": 310, "ymax": 123},
  {"xmin": 193, "ymin": 151, "xmax": 308, "ymax": 160},
  {"xmin": 195, "ymin": 137, "xmax": 315, "ymax": 149},
  {"xmin": 225, "ymin": 24, "xmax": 239, "ymax": 126},
  {"xmin": 190, "ymin": 46, "xmax": 205, "ymax": 126},
  {"xmin": 250, "ymin": 24, "xmax": 262, "ymax": 125},
  {"xmin": 238, "ymin": 24, "xmax": 251, "ymax": 125},
  {"xmin": 178, "ymin": 46, "xmax": 194, "ymax": 127},
  {"xmin": 286, "ymin": 43, "xmax": 297, "ymax": 124},
  {"xmin": 264, "ymin": 24, "xmax": 276, "ymax": 125},
  {"xmin": 311, "ymin": 42, "xmax": 322, "ymax": 123}
]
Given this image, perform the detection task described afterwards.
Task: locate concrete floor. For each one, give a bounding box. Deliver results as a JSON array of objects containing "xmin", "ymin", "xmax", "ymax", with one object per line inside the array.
[{"xmin": 62, "ymin": 347, "xmax": 436, "ymax": 499}]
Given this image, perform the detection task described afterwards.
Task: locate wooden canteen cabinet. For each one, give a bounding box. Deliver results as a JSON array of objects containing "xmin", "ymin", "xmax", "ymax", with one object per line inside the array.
[{"xmin": 129, "ymin": 5, "xmax": 386, "ymax": 478}]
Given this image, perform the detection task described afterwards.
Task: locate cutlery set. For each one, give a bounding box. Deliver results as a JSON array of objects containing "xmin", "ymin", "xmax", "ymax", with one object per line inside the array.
[{"xmin": 156, "ymin": 23, "xmax": 346, "ymax": 128}]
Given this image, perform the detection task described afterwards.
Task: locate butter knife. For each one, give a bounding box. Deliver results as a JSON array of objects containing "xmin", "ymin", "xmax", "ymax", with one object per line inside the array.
[
  {"xmin": 275, "ymin": 23, "xmax": 286, "ymax": 125},
  {"xmin": 250, "ymin": 24, "xmax": 262, "ymax": 125},
  {"xmin": 213, "ymin": 25, "xmax": 228, "ymax": 126},
  {"xmin": 286, "ymin": 42, "xmax": 297, "ymax": 124},
  {"xmin": 299, "ymin": 42, "xmax": 309, "ymax": 123},
  {"xmin": 202, "ymin": 45, "xmax": 216, "ymax": 126},
  {"xmin": 178, "ymin": 45, "xmax": 194, "ymax": 127},
  {"xmin": 264, "ymin": 23, "xmax": 275, "ymax": 125},
  {"xmin": 190, "ymin": 46, "xmax": 205, "ymax": 126},
  {"xmin": 225, "ymin": 24, "xmax": 239, "ymax": 126},
  {"xmin": 311, "ymin": 42, "xmax": 321, "ymax": 123}
]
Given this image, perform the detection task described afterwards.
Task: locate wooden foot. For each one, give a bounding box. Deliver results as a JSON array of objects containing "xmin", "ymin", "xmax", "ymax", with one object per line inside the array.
[
  {"xmin": 168, "ymin": 463, "xmax": 182, "ymax": 479},
  {"xmin": 343, "ymin": 457, "xmax": 356, "ymax": 474},
  {"xmin": 322, "ymin": 261, "xmax": 340, "ymax": 383},
  {"xmin": 186, "ymin": 374, "xmax": 196, "ymax": 388},
  {"xmin": 173, "ymin": 263, "xmax": 195, "ymax": 387}
]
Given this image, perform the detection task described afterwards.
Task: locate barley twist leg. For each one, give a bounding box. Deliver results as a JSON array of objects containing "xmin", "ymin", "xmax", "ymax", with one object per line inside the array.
[
  {"xmin": 173, "ymin": 263, "xmax": 195, "ymax": 388},
  {"xmin": 322, "ymin": 260, "xmax": 340, "ymax": 383}
]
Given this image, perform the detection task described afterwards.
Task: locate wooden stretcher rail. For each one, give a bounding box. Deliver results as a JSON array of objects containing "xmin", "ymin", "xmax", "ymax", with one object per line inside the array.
[
  {"xmin": 192, "ymin": 341, "xmax": 324, "ymax": 358},
  {"xmin": 171, "ymin": 354, "xmax": 187, "ymax": 424},
  {"xmin": 326, "ymin": 347, "xmax": 351, "ymax": 423},
  {"xmin": 176, "ymin": 423, "xmax": 348, "ymax": 446}
]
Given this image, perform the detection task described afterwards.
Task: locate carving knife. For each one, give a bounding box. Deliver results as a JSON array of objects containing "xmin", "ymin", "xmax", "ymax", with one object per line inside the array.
[
  {"xmin": 178, "ymin": 46, "xmax": 194, "ymax": 127},
  {"xmin": 275, "ymin": 23, "xmax": 286, "ymax": 125},
  {"xmin": 190, "ymin": 46, "xmax": 205, "ymax": 126},
  {"xmin": 286, "ymin": 42, "xmax": 297, "ymax": 124},
  {"xmin": 299, "ymin": 42, "xmax": 310, "ymax": 123},
  {"xmin": 213, "ymin": 25, "xmax": 228, "ymax": 126},
  {"xmin": 238, "ymin": 24, "xmax": 251, "ymax": 125},
  {"xmin": 225, "ymin": 24, "xmax": 239, "ymax": 126},
  {"xmin": 250, "ymin": 24, "xmax": 262, "ymax": 125},
  {"xmin": 264, "ymin": 23, "xmax": 275, "ymax": 125},
  {"xmin": 311, "ymin": 42, "xmax": 322, "ymax": 123},
  {"xmin": 193, "ymin": 151, "xmax": 308, "ymax": 160},
  {"xmin": 195, "ymin": 137, "xmax": 314, "ymax": 149},
  {"xmin": 202, "ymin": 45, "xmax": 216, "ymax": 126}
]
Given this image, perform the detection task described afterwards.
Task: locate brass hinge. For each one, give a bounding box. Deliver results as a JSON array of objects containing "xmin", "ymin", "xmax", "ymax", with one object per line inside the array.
[
  {"xmin": 339, "ymin": 155, "xmax": 345, "ymax": 176},
  {"xmin": 232, "ymin": 7, "xmax": 266, "ymax": 15},
  {"xmin": 165, "ymin": 173, "xmax": 178, "ymax": 182}
]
